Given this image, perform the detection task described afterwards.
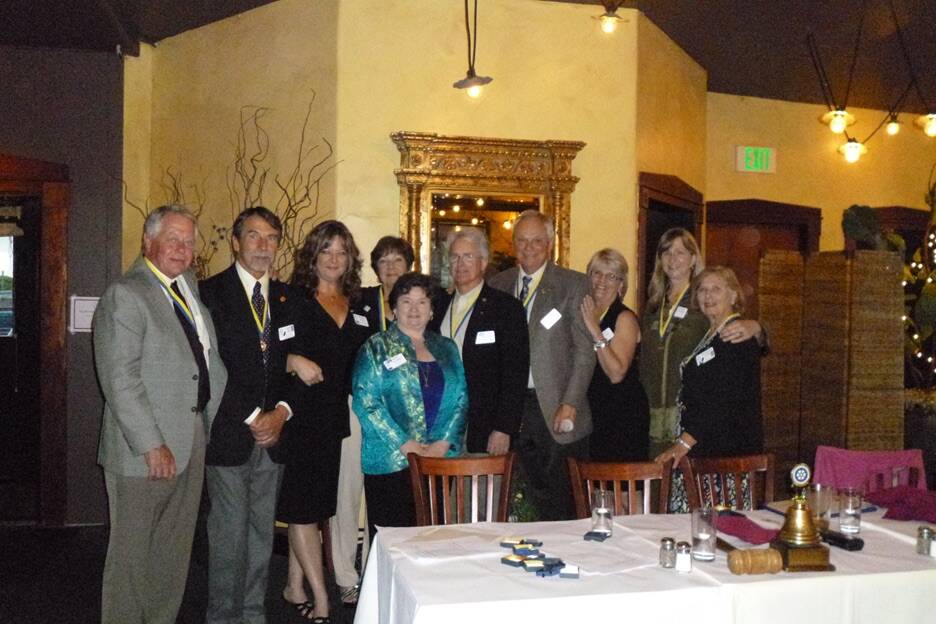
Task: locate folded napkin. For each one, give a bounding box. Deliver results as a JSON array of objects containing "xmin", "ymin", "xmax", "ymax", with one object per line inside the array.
[
  {"xmin": 716, "ymin": 514, "xmax": 779, "ymax": 545},
  {"xmin": 866, "ymin": 486, "xmax": 936, "ymax": 523}
]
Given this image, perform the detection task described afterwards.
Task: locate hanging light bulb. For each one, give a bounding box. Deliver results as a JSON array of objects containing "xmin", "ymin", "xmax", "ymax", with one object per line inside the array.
[
  {"xmin": 838, "ymin": 138, "xmax": 867, "ymax": 163},
  {"xmin": 915, "ymin": 113, "xmax": 936, "ymax": 137},
  {"xmin": 593, "ymin": 2, "xmax": 624, "ymax": 34},
  {"xmin": 453, "ymin": 0, "xmax": 492, "ymax": 99},
  {"xmin": 470, "ymin": 217, "xmax": 479, "ymax": 225},
  {"xmin": 452, "ymin": 205, "xmax": 461, "ymax": 213},
  {"xmin": 886, "ymin": 114, "xmax": 901, "ymax": 136},
  {"xmin": 821, "ymin": 109, "xmax": 855, "ymax": 134},
  {"xmin": 475, "ymin": 197, "xmax": 485, "ymax": 207},
  {"xmin": 502, "ymin": 220, "xmax": 512, "ymax": 230}
]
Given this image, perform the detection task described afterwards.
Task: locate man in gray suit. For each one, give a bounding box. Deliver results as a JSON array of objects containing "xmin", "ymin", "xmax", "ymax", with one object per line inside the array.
[
  {"xmin": 94, "ymin": 204, "xmax": 227, "ymax": 624},
  {"xmin": 489, "ymin": 209, "xmax": 595, "ymax": 520}
]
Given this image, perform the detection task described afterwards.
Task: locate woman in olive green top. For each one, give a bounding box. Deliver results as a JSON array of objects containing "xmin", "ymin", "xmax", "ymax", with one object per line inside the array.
[{"xmin": 639, "ymin": 228, "xmax": 763, "ymax": 460}]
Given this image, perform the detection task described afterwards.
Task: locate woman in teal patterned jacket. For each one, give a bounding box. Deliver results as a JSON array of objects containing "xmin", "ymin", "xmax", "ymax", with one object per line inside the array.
[{"xmin": 352, "ymin": 272, "xmax": 468, "ymax": 534}]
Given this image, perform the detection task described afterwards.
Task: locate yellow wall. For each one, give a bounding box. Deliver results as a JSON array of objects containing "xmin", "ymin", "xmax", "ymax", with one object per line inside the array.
[
  {"xmin": 706, "ymin": 92, "xmax": 936, "ymax": 251},
  {"xmin": 334, "ymin": 0, "xmax": 640, "ymax": 276},
  {"xmin": 122, "ymin": 43, "xmax": 154, "ymax": 268},
  {"xmin": 636, "ymin": 13, "xmax": 707, "ymax": 194},
  {"xmin": 141, "ymin": 0, "xmax": 339, "ymax": 275}
]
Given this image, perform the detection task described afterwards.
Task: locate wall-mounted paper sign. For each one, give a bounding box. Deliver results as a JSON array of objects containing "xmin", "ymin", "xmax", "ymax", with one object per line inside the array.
[
  {"xmin": 70, "ymin": 296, "xmax": 99, "ymax": 333},
  {"xmin": 735, "ymin": 146, "xmax": 776, "ymax": 173}
]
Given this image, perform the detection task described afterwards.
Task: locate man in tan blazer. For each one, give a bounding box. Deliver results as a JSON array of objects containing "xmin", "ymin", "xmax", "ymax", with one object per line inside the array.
[
  {"xmin": 94, "ymin": 204, "xmax": 227, "ymax": 624},
  {"xmin": 489, "ymin": 209, "xmax": 595, "ymax": 520}
]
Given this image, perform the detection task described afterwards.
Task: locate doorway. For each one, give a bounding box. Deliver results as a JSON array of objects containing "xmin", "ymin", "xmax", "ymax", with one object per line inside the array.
[
  {"xmin": 0, "ymin": 154, "xmax": 69, "ymax": 526},
  {"xmin": 705, "ymin": 199, "xmax": 821, "ymax": 317},
  {"xmin": 0, "ymin": 196, "xmax": 42, "ymax": 521},
  {"xmin": 637, "ymin": 173, "xmax": 703, "ymax": 312}
]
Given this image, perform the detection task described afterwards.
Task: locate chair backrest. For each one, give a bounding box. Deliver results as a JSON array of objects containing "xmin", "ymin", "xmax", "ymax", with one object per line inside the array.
[
  {"xmin": 686, "ymin": 453, "xmax": 776, "ymax": 511},
  {"xmin": 567, "ymin": 457, "xmax": 673, "ymax": 518},
  {"xmin": 813, "ymin": 446, "xmax": 927, "ymax": 492},
  {"xmin": 407, "ymin": 452, "xmax": 515, "ymax": 526}
]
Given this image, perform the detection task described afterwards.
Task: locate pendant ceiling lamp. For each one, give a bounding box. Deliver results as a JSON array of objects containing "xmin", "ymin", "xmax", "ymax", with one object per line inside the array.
[
  {"xmin": 594, "ymin": 1, "xmax": 625, "ymax": 34},
  {"xmin": 453, "ymin": 0, "xmax": 492, "ymax": 99}
]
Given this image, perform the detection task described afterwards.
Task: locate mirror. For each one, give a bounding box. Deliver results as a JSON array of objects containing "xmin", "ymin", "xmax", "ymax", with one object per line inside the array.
[
  {"xmin": 428, "ymin": 192, "xmax": 538, "ymax": 288},
  {"xmin": 391, "ymin": 132, "xmax": 585, "ymax": 275}
]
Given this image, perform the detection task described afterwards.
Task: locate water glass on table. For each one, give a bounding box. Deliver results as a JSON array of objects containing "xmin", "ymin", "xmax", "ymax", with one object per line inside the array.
[
  {"xmin": 591, "ymin": 490, "xmax": 613, "ymax": 536},
  {"xmin": 806, "ymin": 483, "xmax": 834, "ymax": 530},
  {"xmin": 691, "ymin": 507, "xmax": 717, "ymax": 561},
  {"xmin": 839, "ymin": 487, "xmax": 863, "ymax": 534}
]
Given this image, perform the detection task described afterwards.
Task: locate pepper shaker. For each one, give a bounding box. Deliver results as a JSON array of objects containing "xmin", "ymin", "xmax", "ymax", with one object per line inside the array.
[{"xmin": 659, "ymin": 537, "xmax": 676, "ymax": 568}]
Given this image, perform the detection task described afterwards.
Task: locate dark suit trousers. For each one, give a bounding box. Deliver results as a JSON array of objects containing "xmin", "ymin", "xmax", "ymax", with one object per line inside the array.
[
  {"xmin": 101, "ymin": 420, "xmax": 205, "ymax": 624},
  {"xmin": 206, "ymin": 445, "xmax": 282, "ymax": 624},
  {"xmin": 515, "ymin": 390, "xmax": 588, "ymax": 521}
]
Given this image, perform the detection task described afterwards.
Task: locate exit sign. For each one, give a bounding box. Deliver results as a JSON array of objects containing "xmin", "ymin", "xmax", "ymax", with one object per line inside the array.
[{"xmin": 735, "ymin": 146, "xmax": 776, "ymax": 173}]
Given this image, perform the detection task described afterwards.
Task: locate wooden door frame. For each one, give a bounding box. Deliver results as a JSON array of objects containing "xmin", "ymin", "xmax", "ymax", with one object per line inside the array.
[
  {"xmin": 637, "ymin": 172, "xmax": 703, "ymax": 310},
  {"xmin": 0, "ymin": 154, "xmax": 69, "ymax": 526},
  {"xmin": 705, "ymin": 199, "xmax": 822, "ymax": 253}
]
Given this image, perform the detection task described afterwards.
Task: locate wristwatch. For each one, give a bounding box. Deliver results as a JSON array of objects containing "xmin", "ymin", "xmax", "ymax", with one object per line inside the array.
[{"xmin": 593, "ymin": 338, "xmax": 608, "ymax": 351}]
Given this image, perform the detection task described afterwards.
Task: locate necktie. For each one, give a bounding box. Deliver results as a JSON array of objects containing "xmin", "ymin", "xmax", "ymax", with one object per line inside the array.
[
  {"xmin": 518, "ymin": 275, "xmax": 533, "ymax": 304},
  {"xmin": 170, "ymin": 280, "xmax": 210, "ymax": 412},
  {"xmin": 252, "ymin": 281, "xmax": 271, "ymax": 367}
]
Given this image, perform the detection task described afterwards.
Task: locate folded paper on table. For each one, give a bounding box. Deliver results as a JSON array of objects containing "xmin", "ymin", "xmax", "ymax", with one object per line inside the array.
[
  {"xmin": 717, "ymin": 514, "xmax": 779, "ymax": 545},
  {"xmin": 866, "ymin": 486, "xmax": 936, "ymax": 523}
]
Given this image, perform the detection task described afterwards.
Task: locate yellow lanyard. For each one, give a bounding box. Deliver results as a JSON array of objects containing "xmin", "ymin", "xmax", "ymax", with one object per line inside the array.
[
  {"xmin": 658, "ymin": 283, "xmax": 690, "ymax": 338},
  {"xmin": 379, "ymin": 285, "xmax": 389, "ymax": 331},
  {"xmin": 449, "ymin": 290, "xmax": 481, "ymax": 338},
  {"xmin": 247, "ymin": 282, "xmax": 269, "ymax": 335},
  {"xmin": 145, "ymin": 258, "xmax": 194, "ymax": 325},
  {"xmin": 691, "ymin": 312, "xmax": 742, "ymax": 360},
  {"xmin": 519, "ymin": 274, "xmax": 543, "ymax": 310}
]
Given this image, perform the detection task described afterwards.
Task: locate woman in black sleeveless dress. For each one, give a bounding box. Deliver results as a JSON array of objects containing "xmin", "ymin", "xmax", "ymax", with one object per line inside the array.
[{"xmin": 580, "ymin": 248, "xmax": 650, "ymax": 461}]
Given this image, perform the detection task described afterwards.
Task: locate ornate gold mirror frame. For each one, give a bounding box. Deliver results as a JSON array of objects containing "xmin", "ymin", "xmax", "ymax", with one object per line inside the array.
[{"xmin": 391, "ymin": 131, "xmax": 585, "ymax": 271}]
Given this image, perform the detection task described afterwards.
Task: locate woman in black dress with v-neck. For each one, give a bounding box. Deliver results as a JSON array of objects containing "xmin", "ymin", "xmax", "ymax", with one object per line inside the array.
[{"xmin": 277, "ymin": 220, "xmax": 369, "ymax": 622}]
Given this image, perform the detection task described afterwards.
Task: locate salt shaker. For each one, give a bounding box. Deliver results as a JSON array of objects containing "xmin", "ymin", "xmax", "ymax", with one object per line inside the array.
[
  {"xmin": 675, "ymin": 541, "xmax": 692, "ymax": 573},
  {"xmin": 659, "ymin": 537, "xmax": 676, "ymax": 568},
  {"xmin": 916, "ymin": 526, "xmax": 933, "ymax": 556}
]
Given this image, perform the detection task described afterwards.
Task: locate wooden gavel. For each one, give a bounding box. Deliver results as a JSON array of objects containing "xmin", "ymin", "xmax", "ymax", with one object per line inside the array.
[{"xmin": 718, "ymin": 538, "xmax": 783, "ymax": 574}]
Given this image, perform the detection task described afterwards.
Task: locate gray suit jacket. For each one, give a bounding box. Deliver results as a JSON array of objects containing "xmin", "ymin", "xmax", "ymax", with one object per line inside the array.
[
  {"xmin": 94, "ymin": 256, "xmax": 228, "ymax": 477},
  {"xmin": 489, "ymin": 262, "xmax": 595, "ymax": 443}
]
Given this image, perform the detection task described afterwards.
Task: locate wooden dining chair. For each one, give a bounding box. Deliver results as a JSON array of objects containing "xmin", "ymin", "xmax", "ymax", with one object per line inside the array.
[
  {"xmin": 567, "ymin": 457, "xmax": 674, "ymax": 518},
  {"xmin": 406, "ymin": 452, "xmax": 515, "ymax": 526},
  {"xmin": 686, "ymin": 452, "xmax": 776, "ymax": 511}
]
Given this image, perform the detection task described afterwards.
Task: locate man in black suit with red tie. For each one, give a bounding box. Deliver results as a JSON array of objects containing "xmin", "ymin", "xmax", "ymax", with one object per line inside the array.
[
  {"xmin": 199, "ymin": 207, "xmax": 297, "ymax": 624},
  {"xmin": 431, "ymin": 228, "xmax": 529, "ymax": 456}
]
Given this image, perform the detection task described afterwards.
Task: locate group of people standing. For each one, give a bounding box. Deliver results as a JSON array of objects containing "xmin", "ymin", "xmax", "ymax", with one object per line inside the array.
[{"xmin": 93, "ymin": 204, "xmax": 766, "ymax": 624}]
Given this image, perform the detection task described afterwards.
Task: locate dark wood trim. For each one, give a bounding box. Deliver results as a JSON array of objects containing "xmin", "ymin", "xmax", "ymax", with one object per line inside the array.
[
  {"xmin": 841, "ymin": 205, "xmax": 928, "ymax": 252},
  {"xmin": 0, "ymin": 155, "xmax": 70, "ymax": 527},
  {"xmin": 0, "ymin": 154, "xmax": 68, "ymax": 183},
  {"xmin": 637, "ymin": 172, "xmax": 704, "ymax": 310},
  {"xmin": 706, "ymin": 198, "xmax": 822, "ymax": 253}
]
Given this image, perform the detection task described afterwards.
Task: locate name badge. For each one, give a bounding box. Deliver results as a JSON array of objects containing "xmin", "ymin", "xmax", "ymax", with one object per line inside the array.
[
  {"xmin": 475, "ymin": 330, "xmax": 496, "ymax": 345},
  {"xmin": 278, "ymin": 324, "xmax": 295, "ymax": 340},
  {"xmin": 353, "ymin": 313, "xmax": 369, "ymax": 327},
  {"xmin": 540, "ymin": 308, "xmax": 562, "ymax": 330},
  {"xmin": 602, "ymin": 327, "xmax": 614, "ymax": 341},
  {"xmin": 383, "ymin": 353, "xmax": 407, "ymax": 370},
  {"xmin": 695, "ymin": 347, "xmax": 715, "ymax": 366},
  {"xmin": 674, "ymin": 306, "xmax": 688, "ymax": 319}
]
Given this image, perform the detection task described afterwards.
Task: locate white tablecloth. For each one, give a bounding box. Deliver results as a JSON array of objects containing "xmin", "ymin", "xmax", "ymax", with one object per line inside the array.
[{"xmin": 354, "ymin": 510, "xmax": 936, "ymax": 624}]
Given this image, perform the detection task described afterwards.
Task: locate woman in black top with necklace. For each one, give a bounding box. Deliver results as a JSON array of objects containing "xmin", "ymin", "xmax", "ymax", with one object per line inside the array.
[
  {"xmin": 580, "ymin": 248, "xmax": 650, "ymax": 461},
  {"xmin": 277, "ymin": 220, "xmax": 370, "ymax": 622}
]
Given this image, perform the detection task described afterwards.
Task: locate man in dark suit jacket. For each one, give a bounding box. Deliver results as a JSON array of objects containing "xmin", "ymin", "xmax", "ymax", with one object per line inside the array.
[
  {"xmin": 431, "ymin": 228, "xmax": 529, "ymax": 455},
  {"xmin": 488, "ymin": 209, "xmax": 595, "ymax": 520},
  {"xmin": 199, "ymin": 207, "xmax": 297, "ymax": 624},
  {"xmin": 94, "ymin": 205, "xmax": 227, "ymax": 624}
]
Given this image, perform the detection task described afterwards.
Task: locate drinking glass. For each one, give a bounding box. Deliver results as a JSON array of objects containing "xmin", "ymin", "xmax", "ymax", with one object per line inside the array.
[
  {"xmin": 691, "ymin": 507, "xmax": 717, "ymax": 561},
  {"xmin": 838, "ymin": 487, "xmax": 862, "ymax": 534},
  {"xmin": 806, "ymin": 483, "xmax": 834, "ymax": 530},
  {"xmin": 591, "ymin": 490, "xmax": 613, "ymax": 535}
]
